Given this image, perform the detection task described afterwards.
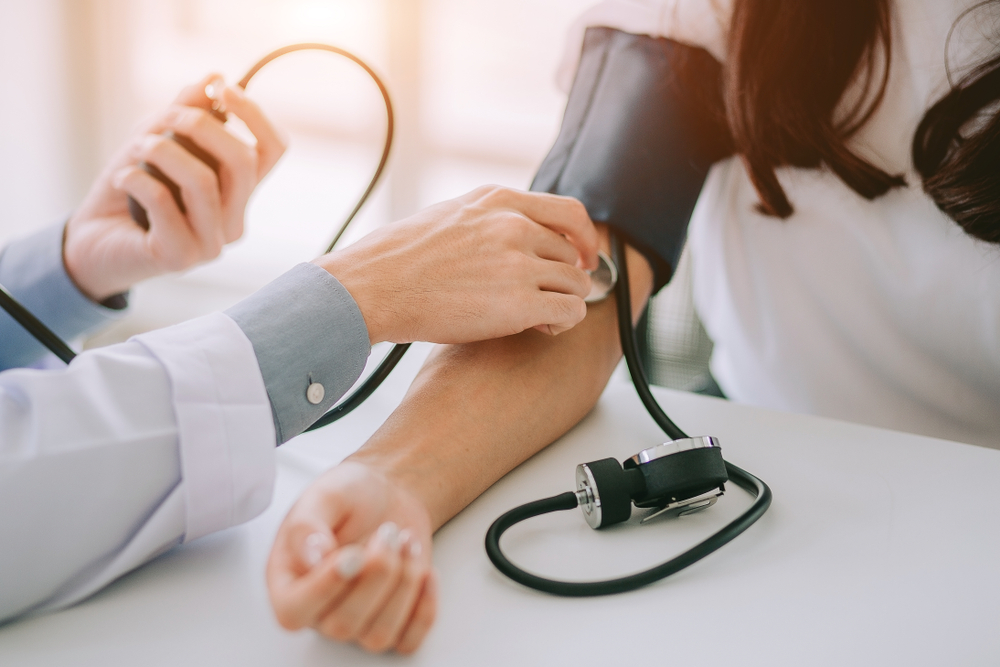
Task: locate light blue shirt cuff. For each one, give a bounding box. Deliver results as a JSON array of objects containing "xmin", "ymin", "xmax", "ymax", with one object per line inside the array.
[
  {"xmin": 225, "ymin": 262, "xmax": 372, "ymax": 444},
  {"xmin": 0, "ymin": 222, "xmax": 128, "ymax": 371}
]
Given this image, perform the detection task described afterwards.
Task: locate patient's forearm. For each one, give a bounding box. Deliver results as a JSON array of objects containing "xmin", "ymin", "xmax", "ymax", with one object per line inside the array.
[{"xmin": 349, "ymin": 242, "xmax": 653, "ymax": 530}]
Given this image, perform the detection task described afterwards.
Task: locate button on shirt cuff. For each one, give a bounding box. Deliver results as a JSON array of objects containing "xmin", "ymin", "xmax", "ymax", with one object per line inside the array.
[
  {"xmin": 225, "ymin": 263, "xmax": 372, "ymax": 444},
  {"xmin": 0, "ymin": 222, "xmax": 127, "ymax": 370}
]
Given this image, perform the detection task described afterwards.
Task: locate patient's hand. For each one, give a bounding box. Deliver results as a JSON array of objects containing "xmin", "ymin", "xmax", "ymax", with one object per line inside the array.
[{"xmin": 267, "ymin": 462, "xmax": 437, "ymax": 654}]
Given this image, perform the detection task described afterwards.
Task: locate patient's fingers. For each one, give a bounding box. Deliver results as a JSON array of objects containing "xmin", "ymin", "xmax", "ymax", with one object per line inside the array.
[
  {"xmin": 395, "ymin": 573, "xmax": 438, "ymax": 655},
  {"xmin": 269, "ymin": 541, "xmax": 365, "ymax": 630},
  {"xmin": 316, "ymin": 523, "xmax": 404, "ymax": 642},
  {"xmin": 356, "ymin": 532, "xmax": 428, "ymax": 652}
]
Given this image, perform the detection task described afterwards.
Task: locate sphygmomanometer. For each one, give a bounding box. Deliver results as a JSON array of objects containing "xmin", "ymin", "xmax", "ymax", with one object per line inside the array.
[
  {"xmin": 0, "ymin": 29, "xmax": 771, "ymax": 598},
  {"xmin": 482, "ymin": 27, "xmax": 770, "ymax": 596}
]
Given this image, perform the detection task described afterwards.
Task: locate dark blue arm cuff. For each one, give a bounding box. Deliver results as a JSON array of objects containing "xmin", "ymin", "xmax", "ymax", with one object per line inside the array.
[{"xmin": 531, "ymin": 28, "xmax": 733, "ymax": 293}]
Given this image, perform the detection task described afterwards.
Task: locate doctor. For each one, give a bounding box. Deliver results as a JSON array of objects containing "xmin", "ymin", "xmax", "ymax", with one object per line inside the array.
[{"xmin": 0, "ymin": 76, "xmax": 598, "ymax": 622}]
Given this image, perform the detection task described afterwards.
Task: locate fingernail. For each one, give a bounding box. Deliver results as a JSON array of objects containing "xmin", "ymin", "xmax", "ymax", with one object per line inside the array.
[
  {"xmin": 397, "ymin": 528, "xmax": 423, "ymax": 559},
  {"xmin": 336, "ymin": 545, "xmax": 365, "ymax": 579},
  {"xmin": 302, "ymin": 532, "xmax": 333, "ymax": 568},
  {"xmin": 204, "ymin": 76, "xmax": 225, "ymax": 101},
  {"xmin": 374, "ymin": 521, "xmax": 401, "ymax": 553}
]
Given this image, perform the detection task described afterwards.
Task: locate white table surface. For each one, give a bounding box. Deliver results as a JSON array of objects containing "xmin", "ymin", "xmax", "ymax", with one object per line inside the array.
[{"xmin": 2, "ymin": 343, "xmax": 999, "ymax": 666}]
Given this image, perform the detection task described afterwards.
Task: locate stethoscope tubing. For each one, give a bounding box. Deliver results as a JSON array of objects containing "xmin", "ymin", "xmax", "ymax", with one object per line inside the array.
[
  {"xmin": 0, "ymin": 43, "xmax": 403, "ymax": 428},
  {"xmin": 233, "ymin": 43, "xmax": 407, "ymax": 430},
  {"xmin": 483, "ymin": 232, "xmax": 772, "ymax": 597},
  {"xmin": 484, "ymin": 461, "xmax": 770, "ymax": 596},
  {"xmin": 0, "ymin": 282, "xmax": 76, "ymax": 364}
]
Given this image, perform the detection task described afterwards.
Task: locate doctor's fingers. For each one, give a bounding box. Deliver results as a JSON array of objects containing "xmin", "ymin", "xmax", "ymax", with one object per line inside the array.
[
  {"xmin": 527, "ymin": 256, "xmax": 592, "ymax": 298},
  {"xmin": 133, "ymin": 134, "xmax": 227, "ymax": 259},
  {"xmin": 150, "ymin": 75, "xmax": 284, "ymax": 183},
  {"xmin": 514, "ymin": 216, "xmax": 585, "ymax": 267},
  {"xmin": 472, "ymin": 187, "xmax": 599, "ymax": 270},
  {"xmin": 220, "ymin": 86, "xmax": 288, "ymax": 179},
  {"xmin": 155, "ymin": 106, "xmax": 260, "ymax": 235},
  {"xmin": 121, "ymin": 74, "xmax": 219, "ymax": 140},
  {"xmin": 170, "ymin": 73, "xmax": 223, "ymax": 110},
  {"xmin": 525, "ymin": 291, "xmax": 588, "ymax": 336},
  {"xmin": 114, "ymin": 166, "xmax": 203, "ymax": 271}
]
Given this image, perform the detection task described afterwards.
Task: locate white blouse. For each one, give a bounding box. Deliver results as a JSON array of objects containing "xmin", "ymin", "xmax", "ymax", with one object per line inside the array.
[{"xmin": 561, "ymin": 0, "xmax": 1000, "ymax": 448}]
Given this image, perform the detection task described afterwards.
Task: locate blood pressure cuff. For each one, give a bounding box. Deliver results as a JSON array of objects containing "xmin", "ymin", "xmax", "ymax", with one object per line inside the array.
[{"xmin": 531, "ymin": 27, "xmax": 733, "ymax": 293}]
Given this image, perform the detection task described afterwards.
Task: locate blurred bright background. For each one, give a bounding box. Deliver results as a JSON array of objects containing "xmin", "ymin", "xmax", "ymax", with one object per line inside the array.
[{"xmin": 0, "ymin": 0, "xmax": 594, "ymax": 343}]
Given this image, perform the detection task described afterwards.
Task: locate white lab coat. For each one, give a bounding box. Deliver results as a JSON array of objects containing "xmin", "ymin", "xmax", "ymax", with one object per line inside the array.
[{"xmin": 0, "ymin": 313, "xmax": 275, "ymax": 621}]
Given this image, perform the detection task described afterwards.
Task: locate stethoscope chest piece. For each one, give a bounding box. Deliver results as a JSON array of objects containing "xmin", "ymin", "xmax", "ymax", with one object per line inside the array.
[
  {"xmin": 584, "ymin": 251, "xmax": 618, "ymax": 303},
  {"xmin": 575, "ymin": 436, "xmax": 728, "ymax": 529}
]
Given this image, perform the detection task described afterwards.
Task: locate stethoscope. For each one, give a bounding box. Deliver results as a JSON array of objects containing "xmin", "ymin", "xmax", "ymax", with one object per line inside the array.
[
  {"xmin": 0, "ymin": 43, "xmax": 771, "ymax": 598},
  {"xmin": 485, "ymin": 233, "xmax": 771, "ymax": 596}
]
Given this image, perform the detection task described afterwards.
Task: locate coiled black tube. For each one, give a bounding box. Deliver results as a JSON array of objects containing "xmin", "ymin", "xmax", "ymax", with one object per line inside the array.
[{"xmin": 484, "ymin": 232, "xmax": 772, "ymax": 596}]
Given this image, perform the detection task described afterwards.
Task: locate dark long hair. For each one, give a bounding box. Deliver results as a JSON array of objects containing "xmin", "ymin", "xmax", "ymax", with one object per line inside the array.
[
  {"xmin": 913, "ymin": 8, "xmax": 1000, "ymax": 244},
  {"xmin": 717, "ymin": 0, "xmax": 1000, "ymax": 242}
]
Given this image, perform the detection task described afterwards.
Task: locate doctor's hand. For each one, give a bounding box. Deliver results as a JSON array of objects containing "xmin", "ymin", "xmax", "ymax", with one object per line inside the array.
[
  {"xmin": 315, "ymin": 186, "xmax": 599, "ymax": 345},
  {"xmin": 63, "ymin": 74, "xmax": 286, "ymax": 302},
  {"xmin": 267, "ymin": 462, "xmax": 436, "ymax": 654}
]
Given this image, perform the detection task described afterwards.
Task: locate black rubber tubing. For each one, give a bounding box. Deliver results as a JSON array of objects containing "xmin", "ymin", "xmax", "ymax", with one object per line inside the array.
[
  {"xmin": 483, "ymin": 232, "xmax": 772, "ymax": 596},
  {"xmin": 0, "ymin": 283, "xmax": 77, "ymax": 364}
]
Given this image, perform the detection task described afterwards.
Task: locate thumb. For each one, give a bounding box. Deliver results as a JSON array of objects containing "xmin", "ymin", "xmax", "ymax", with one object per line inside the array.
[
  {"xmin": 299, "ymin": 530, "xmax": 335, "ymax": 569},
  {"xmin": 283, "ymin": 521, "xmax": 338, "ymax": 575},
  {"xmin": 172, "ymin": 73, "xmax": 223, "ymax": 110}
]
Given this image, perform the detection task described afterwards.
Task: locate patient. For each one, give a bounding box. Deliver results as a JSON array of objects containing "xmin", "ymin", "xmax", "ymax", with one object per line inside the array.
[{"xmin": 266, "ymin": 0, "xmax": 1000, "ymax": 654}]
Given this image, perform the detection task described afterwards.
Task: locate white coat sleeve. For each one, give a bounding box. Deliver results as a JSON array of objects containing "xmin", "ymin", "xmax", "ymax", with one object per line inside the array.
[
  {"xmin": 0, "ymin": 313, "xmax": 275, "ymax": 622},
  {"xmin": 0, "ymin": 261, "xmax": 370, "ymax": 624}
]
